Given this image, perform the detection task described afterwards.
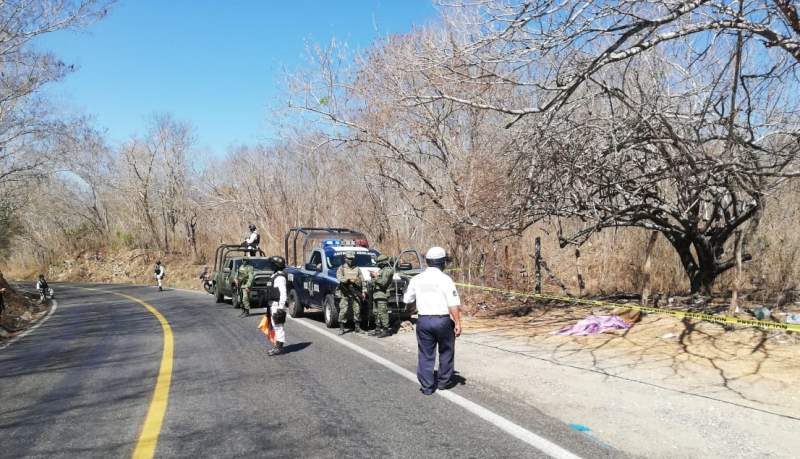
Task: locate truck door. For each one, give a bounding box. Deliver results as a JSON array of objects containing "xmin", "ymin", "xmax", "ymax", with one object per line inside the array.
[
  {"xmin": 307, "ymin": 250, "xmax": 324, "ymax": 305},
  {"xmin": 222, "ymin": 259, "xmax": 234, "ymax": 293}
]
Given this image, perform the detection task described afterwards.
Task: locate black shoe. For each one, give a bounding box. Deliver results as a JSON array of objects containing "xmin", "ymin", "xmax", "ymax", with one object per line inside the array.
[
  {"xmin": 377, "ymin": 328, "xmax": 391, "ymax": 338},
  {"xmin": 158, "ymin": 286, "xmax": 163, "ymax": 292},
  {"xmin": 437, "ymin": 380, "xmax": 457, "ymax": 391},
  {"xmin": 354, "ymin": 325, "xmax": 364, "ymax": 334},
  {"xmin": 368, "ymin": 328, "xmax": 381, "ymax": 336},
  {"xmin": 268, "ymin": 342, "xmax": 284, "ymax": 356},
  {"xmin": 338, "ymin": 327, "xmax": 346, "ymax": 335}
]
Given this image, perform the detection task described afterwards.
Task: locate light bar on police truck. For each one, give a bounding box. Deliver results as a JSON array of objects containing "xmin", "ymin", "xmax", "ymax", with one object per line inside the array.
[{"xmin": 322, "ymin": 239, "xmax": 370, "ymax": 248}]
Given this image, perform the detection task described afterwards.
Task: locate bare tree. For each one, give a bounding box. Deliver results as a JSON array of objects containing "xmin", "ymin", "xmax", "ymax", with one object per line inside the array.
[{"xmin": 397, "ymin": 1, "xmax": 800, "ymax": 293}]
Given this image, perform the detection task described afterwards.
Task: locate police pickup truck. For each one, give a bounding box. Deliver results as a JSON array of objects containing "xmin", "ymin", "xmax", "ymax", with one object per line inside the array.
[{"xmin": 284, "ymin": 227, "xmax": 420, "ymax": 328}]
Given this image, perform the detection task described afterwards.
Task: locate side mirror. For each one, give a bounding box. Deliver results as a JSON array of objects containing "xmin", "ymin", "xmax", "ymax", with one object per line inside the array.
[
  {"xmin": 397, "ymin": 262, "xmax": 413, "ymax": 270},
  {"xmin": 305, "ymin": 263, "xmax": 320, "ymax": 272}
]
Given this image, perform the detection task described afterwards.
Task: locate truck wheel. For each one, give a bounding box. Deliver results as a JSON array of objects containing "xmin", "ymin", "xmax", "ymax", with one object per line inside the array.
[
  {"xmin": 288, "ymin": 290, "xmax": 304, "ymax": 318},
  {"xmin": 323, "ymin": 294, "xmax": 338, "ymax": 328},
  {"xmin": 214, "ymin": 285, "xmax": 224, "ymax": 303}
]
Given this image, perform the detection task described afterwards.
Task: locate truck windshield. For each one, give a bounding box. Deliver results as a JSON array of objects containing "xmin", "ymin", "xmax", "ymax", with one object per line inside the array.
[
  {"xmin": 248, "ymin": 259, "xmax": 276, "ymax": 271},
  {"xmin": 234, "ymin": 258, "xmax": 275, "ymax": 271},
  {"xmin": 327, "ymin": 253, "xmax": 376, "ymax": 270}
]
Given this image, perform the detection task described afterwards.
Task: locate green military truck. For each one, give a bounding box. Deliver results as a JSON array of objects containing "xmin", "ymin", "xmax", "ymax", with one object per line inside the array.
[{"xmin": 210, "ymin": 244, "xmax": 279, "ymax": 315}]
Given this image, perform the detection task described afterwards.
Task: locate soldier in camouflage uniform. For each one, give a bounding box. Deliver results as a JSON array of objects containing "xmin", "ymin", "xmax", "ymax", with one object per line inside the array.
[
  {"xmin": 236, "ymin": 258, "xmax": 255, "ymax": 316},
  {"xmin": 369, "ymin": 254, "xmax": 393, "ymax": 337},
  {"xmin": 336, "ymin": 252, "xmax": 365, "ymax": 334}
]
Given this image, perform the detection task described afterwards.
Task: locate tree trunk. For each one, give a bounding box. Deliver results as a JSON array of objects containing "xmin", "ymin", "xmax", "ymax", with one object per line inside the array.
[
  {"xmin": 641, "ymin": 232, "xmax": 658, "ymax": 305},
  {"xmin": 666, "ymin": 235, "xmax": 719, "ymax": 295}
]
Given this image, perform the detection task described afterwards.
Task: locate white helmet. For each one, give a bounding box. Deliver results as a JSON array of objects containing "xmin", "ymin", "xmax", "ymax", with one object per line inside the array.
[{"xmin": 425, "ymin": 246, "xmax": 447, "ymax": 269}]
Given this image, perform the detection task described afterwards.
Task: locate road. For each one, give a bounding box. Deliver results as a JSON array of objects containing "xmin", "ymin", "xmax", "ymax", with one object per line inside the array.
[{"xmin": 0, "ymin": 283, "xmax": 620, "ymax": 458}]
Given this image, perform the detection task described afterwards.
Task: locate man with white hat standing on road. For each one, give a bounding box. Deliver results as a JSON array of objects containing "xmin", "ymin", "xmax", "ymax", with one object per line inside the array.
[{"xmin": 403, "ymin": 246, "xmax": 462, "ymax": 395}]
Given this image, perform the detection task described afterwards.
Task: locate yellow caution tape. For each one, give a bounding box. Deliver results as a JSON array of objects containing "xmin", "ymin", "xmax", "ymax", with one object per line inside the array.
[{"xmin": 454, "ymin": 282, "xmax": 800, "ymax": 333}]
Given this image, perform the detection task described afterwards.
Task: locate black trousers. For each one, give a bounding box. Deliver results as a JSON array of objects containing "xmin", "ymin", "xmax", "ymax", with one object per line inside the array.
[{"xmin": 416, "ymin": 315, "xmax": 455, "ymax": 394}]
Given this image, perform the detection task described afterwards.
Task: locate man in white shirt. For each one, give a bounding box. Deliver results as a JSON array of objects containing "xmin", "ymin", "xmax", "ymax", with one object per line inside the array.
[{"xmin": 403, "ymin": 246, "xmax": 462, "ymax": 395}]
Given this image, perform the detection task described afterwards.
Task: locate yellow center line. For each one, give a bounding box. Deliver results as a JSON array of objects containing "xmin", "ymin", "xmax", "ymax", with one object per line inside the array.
[{"xmin": 82, "ymin": 288, "xmax": 174, "ymax": 459}]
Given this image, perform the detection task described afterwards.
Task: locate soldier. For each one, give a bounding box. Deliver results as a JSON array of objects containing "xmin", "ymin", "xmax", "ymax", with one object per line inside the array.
[
  {"xmin": 154, "ymin": 261, "xmax": 165, "ymax": 292},
  {"xmin": 267, "ymin": 256, "xmax": 288, "ymax": 356},
  {"xmin": 336, "ymin": 252, "xmax": 365, "ymax": 335},
  {"xmin": 369, "ymin": 254, "xmax": 393, "ymax": 337},
  {"xmin": 236, "ymin": 258, "xmax": 255, "ymax": 316},
  {"xmin": 243, "ymin": 224, "xmax": 260, "ymax": 256}
]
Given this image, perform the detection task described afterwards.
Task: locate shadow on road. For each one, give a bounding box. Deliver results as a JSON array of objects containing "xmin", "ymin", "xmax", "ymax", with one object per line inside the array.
[{"xmin": 283, "ymin": 342, "xmax": 311, "ymax": 354}]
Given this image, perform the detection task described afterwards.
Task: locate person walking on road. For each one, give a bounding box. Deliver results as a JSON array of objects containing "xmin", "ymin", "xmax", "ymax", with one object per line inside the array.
[
  {"xmin": 369, "ymin": 254, "xmax": 393, "ymax": 337},
  {"xmin": 336, "ymin": 252, "xmax": 365, "ymax": 335},
  {"xmin": 236, "ymin": 258, "xmax": 255, "ymax": 316},
  {"xmin": 35, "ymin": 274, "xmax": 49, "ymax": 303},
  {"xmin": 243, "ymin": 224, "xmax": 260, "ymax": 256},
  {"xmin": 267, "ymin": 256, "xmax": 288, "ymax": 356},
  {"xmin": 154, "ymin": 261, "xmax": 166, "ymax": 292},
  {"xmin": 403, "ymin": 247, "xmax": 462, "ymax": 395}
]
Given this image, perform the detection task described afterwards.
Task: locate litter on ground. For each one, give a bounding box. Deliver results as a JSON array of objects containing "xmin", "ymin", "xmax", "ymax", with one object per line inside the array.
[{"xmin": 554, "ymin": 315, "xmax": 632, "ymax": 336}]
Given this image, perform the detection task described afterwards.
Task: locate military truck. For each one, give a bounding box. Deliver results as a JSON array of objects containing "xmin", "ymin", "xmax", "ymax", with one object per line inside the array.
[
  {"xmin": 283, "ymin": 227, "xmax": 422, "ymax": 328},
  {"xmin": 210, "ymin": 244, "xmax": 278, "ymax": 315}
]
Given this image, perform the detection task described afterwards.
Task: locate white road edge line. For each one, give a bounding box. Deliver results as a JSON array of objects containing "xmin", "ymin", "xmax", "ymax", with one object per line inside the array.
[
  {"xmin": 289, "ymin": 316, "xmax": 583, "ymax": 459},
  {"xmin": 175, "ymin": 286, "xmax": 582, "ymax": 458},
  {"xmin": 0, "ymin": 300, "xmax": 58, "ymax": 351}
]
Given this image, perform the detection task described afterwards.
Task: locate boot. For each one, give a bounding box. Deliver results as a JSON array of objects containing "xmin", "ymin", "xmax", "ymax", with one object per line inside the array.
[
  {"xmin": 338, "ymin": 323, "xmax": 346, "ymax": 335},
  {"xmin": 368, "ymin": 328, "xmax": 381, "ymax": 336},
  {"xmin": 268, "ymin": 341, "xmax": 284, "ymax": 356},
  {"xmin": 354, "ymin": 323, "xmax": 364, "ymax": 334},
  {"xmin": 378, "ymin": 328, "xmax": 391, "ymax": 338}
]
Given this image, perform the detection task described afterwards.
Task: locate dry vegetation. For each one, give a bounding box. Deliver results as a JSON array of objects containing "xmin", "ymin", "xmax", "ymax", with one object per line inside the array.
[{"xmin": 2, "ymin": 0, "xmax": 800, "ymax": 327}]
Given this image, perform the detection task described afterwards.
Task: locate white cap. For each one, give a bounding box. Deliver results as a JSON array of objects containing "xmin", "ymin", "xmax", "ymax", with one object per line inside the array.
[{"xmin": 425, "ymin": 246, "xmax": 447, "ymax": 260}]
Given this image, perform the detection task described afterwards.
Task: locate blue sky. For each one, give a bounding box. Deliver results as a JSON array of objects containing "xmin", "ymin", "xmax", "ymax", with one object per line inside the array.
[{"xmin": 37, "ymin": 0, "xmax": 436, "ymax": 155}]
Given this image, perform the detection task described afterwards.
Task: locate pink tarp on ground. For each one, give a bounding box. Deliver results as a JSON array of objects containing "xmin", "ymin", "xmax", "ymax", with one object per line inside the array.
[{"xmin": 554, "ymin": 315, "xmax": 632, "ymax": 336}]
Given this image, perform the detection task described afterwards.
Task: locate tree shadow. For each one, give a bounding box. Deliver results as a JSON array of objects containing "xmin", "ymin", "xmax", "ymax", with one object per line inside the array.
[{"xmin": 461, "ymin": 295, "xmax": 800, "ymax": 420}]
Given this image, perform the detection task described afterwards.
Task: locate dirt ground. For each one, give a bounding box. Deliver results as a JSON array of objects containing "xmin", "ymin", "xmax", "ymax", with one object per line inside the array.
[{"xmin": 458, "ymin": 288, "xmax": 800, "ymax": 415}]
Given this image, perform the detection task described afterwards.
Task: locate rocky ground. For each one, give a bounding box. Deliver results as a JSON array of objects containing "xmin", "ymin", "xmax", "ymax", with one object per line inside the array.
[{"xmin": 0, "ymin": 272, "xmax": 49, "ymax": 338}]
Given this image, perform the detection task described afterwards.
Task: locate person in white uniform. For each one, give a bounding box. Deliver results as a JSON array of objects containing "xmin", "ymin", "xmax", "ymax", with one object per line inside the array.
[
  {"xmin": 268, "ymin": 256, "xmax": 288, "ymax": 356},
  {"xmin": 154, "ymin": 261, "xmax": 165, "ymax": 292},
  {"xmin": 403, "ymin": 247, "xmax": 462, "ymax": 395}
]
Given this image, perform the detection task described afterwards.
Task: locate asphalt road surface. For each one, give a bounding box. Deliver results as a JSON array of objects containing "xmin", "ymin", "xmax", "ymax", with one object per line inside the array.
[{"xmin": 0, "ymin": 283, "xmax": 622, "ymax": 458}]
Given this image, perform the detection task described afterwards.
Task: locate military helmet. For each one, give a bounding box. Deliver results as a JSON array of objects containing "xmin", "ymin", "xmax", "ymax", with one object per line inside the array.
[
  {"xmin": 344, "ymin": 252, "xmax": 355, "ymax": 260},
  {"xmin": 248, "ymin": 224, "xmax": 256, "ymax": 232},
  {"xmin": 375, "ymin": 254, "xmax": 389, "ymax": 264},
  {"xmin": 270, "ymin": 255, "xmax": 286, "ymax": 270}
]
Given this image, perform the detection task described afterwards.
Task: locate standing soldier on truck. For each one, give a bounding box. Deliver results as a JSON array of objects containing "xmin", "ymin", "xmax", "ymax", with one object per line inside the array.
[
  {"xmin": 369, "ymin": 254, "xmax": 393, "ymax": 338},
  {"xmin": 236, "ymin": 258, "xmax": 254, "ymax": 316},
  {"xmin": 336, "ymin": 252, "xmax": 365, "ymax": 335},
  {"xmin": 244, "ymin": 224, "xmax": 260, "ymax": 256}
]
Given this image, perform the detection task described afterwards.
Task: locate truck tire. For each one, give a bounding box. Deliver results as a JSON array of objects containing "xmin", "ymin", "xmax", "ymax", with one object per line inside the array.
[
  {"xmin": 214, "ymin": 284, "xmax": 224, "ymax": 303},
  {"xmin": 323, "ymin": 294, "xmax": 338, "ymax": 328},
  {"xmin": 287, "ymin": 290, "xmax": 304, "ymax": 318}
]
